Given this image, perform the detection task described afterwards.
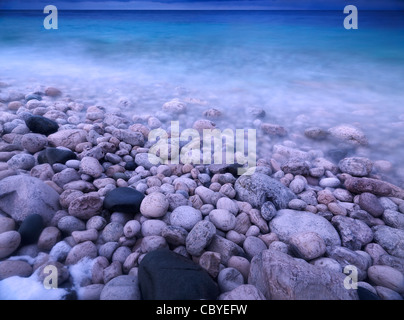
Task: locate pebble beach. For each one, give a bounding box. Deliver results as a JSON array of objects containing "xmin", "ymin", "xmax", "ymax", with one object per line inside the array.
[{"xmin": 0, "ymin": 82, "xmax": 403, "ymax": 300}]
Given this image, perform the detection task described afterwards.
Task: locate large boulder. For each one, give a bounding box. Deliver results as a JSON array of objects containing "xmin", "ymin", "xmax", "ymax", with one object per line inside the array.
[
  {"xmin": 248, "ymin": 248, "xmax": 358, "ymax": 300},
  {"xmin": 269, "ymin": 209, "xmax": 341, "ymax": 247},
  {"xmin": 0, "ymin": 175, "xmax": 60, "ymax": 225},
  {"xmin": 138, "ymin": 249, "xmax": 219, "ymax": 300},
  {"xmin": 235, "ymin": 173, "xmax": 296, "ymax": 209}
]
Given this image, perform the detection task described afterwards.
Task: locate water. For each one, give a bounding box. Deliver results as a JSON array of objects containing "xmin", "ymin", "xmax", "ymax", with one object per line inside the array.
[{"xmin": 1, "ymin": 10, "xmax": 404, "ymax": 181}]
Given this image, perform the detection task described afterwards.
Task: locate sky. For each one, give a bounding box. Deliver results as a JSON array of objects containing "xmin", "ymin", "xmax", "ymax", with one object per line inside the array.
[{"xmin": 1, "ymin": 0, "xmax": 404, "ymax": 10}]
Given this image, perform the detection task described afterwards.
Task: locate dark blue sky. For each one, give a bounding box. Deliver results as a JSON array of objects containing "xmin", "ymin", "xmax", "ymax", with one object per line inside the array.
[{"xmin": 1, "ymin": 0, "xmax": 404, "ymax": 10}]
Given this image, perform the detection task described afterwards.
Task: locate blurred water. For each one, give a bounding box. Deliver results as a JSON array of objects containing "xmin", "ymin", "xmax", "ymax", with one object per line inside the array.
[{"xmin": 1, "ymin": 10, "xmax": 404, "ymax": 179}]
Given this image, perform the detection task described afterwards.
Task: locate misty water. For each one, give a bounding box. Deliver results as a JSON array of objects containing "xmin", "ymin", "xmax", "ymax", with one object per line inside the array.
[{"xmin": 1, "ymin": 10, "xmax": 404, "ymax": 183}]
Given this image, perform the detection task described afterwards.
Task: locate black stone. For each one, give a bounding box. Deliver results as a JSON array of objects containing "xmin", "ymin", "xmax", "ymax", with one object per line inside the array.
[
  {"xmin": 38, "ymin": 147, "xmax": 77, "ymax": 165},
  {"xmin": 208, "ymin": 163, "xmax": 241, "ymax": 176},
  {"xmin": 25, "ymin": 115, "xmax": 59, "ymax": 136},
  {"xmin": 357, "ymin": 286, "xmax": 380, "ymax": 300},
  {"xmin": 103, "ymin": 187, "xmax": 145, "ymax": 214},
  {"xmin": 18, "ymin": 214, "xmax": 44, "ymax": 245},
  {"xmin": 124, "ymin": 161, "xmax": 137, "ymax": 171},
  {"xmin": 138, "ymin": 249, "xmax": 219, "ymax": 300}
]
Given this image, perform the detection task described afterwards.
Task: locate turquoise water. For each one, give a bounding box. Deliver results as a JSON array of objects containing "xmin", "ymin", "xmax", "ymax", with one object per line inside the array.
[{"xmin": 1, "ymin": 10, "xmax": 404, "ymax": 180}]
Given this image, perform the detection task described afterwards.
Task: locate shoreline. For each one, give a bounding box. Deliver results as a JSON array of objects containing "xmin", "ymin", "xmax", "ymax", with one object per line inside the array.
[{"xmin": 0, "ymin": 83, "xmax": 404, "ymax": 300}]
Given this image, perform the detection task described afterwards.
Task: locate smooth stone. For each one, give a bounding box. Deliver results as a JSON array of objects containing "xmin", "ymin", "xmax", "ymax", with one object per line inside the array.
[
  {"xmin": 288, "ymin": 199, "xmax": 307, "ymax": 210},
  {"xmin": 102, "ymin": 222, "xmax": 124, "ymax": 243},
  {"xmin": 219, "ymin": 284, "xmax": 266, "ymax": 300},
  {"xmin": 0, "ymin": 175, "xmax": 60, "ymax": 225},
  {"xmin": 7, "ymin": 153, "xmax": 35, "ymax": 170},
  {"xmin": 79, "ymin": 156, "xmax": 103, "ymax": 178},
  {"xmin": 135, "ymin": 153, "xmax": 158, "ymax": 170},
  {"xmin": 65, "ymin": 241, "xmax": 97, "ymax": 265},
  {"xmin": 141, "ymin": 219, "xmax": 167, "ymax": 237},
  {"xmin": 18, "ymin": 214, "xmax": 44, "ymax": 245},
  {"xmin": 209, "ymin": 209, "xmax": 236, "ymax": 232},
  {"xmin": 234, "ymin": 173, "xmax": 296, "ymax": 209},
  {"xmin": 382, "ymin": 209, "xmax": 404, "ymax": 230},
  {"xmin": 48, "ymin": 241, "xmax": 72, "ymax": 262},
  {"xmin": 48, "ymin": 129, "xmax": 87, "ymax": 150},
  {"xmin": 0, "ymin": 217, "xmax": 15, "ymax": 234},
  {"xmin": 140, "ymin": 192, "xmax": 169, "ymax": 218},
  {"xmin": 344, "ymin": 176, "xmax": 404, "ymax": 199},
  {"xmin": 289, "ymin": 231, "xmax": 326, "ymax": 261},
  {"xmin": 216, "ymin": 197, "xmax": 238, "ymax": 215},
  {"xmin": 311, "ymin": 257, "xmax": 342, "ymax": 273},
  {"xmin": 124, "ymin": 220, "xmax": 141, "ymax": 238},
  {"xmin": 249, "ymin": 248, "xmax": 358, "ymax": 300},
  {"xmin": 0, "ymin": 260, "xmax": 33, "ymax": 280},
  {"xmin": 103, "ymin": 187, "xmax": 145, "ymax": 214},
  {"xmin": 339, "ymin": 157, "xmax": 373, "ymax": 177},
  {"xmin": 138, "ymin": 249, "xmax": 219, "ymax": 300},
  {"xmin": 25, "ymin": 115, "xmax": 58, "ymax": 136},
  {"xmin": 37, "ymin": 226, "xmax": 61, "ymax": 251},
  {"xmin": 100, "ymin": 275, "xmax": 141, "ymax": 300},
  {"xmin": 328, "ymin": 125, "xmax": 368, "ymax": 146},
  {"xmin": 281, "ymin": 158, "xmax": 310, "ymax": 176},
  {"xmin": 68, "ymin": 194, "xmax": 103, "ymax": 220},
  {"xmin": 140, "ymin": 235, "xmax": 168, "ymax": 253},
  {"xmin": 269, "ymin": 209, "xmax": 341, "ymax": 247},
  {"xmin": 57, "ymin": 216, "xmax": 86, "ymax": 235},
  {"xmin": 185, "ymin": 220, "xmax": 216, "ymax": 256},
  {"xmin": 319, "ymin": 177, "xmax": 341, "ymax": 188},
  {"xmin": 367, "ymin": 265, "xmax": 404, "ymax": 294},
  {"xmin": 21, "ymin": 133, "xmax": 47, "ymax": 154},
  {"xmin": 243, "ymin": 236, "xmax": 267, "ymax": 260},
  {"xmin": 260, "ymin": 201, "xmax": 277, "ymax": 221},
  {"xmin": 170, "ymin": 206, "xmax": 202, "ymax": 231},
  {"xmin": 0, "ymin": 231, "xmax": 21, "ymax": 259},
  {"xmin": 98, "ymin": 242, "xmax": 119, "ymax": 260},
  {"xmin": 217, "ymin": 267, "xmax": 244, "ymax": 293}
]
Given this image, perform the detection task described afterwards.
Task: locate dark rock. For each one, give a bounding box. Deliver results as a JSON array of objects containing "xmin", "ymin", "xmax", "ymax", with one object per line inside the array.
[
  {"xmin": 124, "ymin": 161, "xmax": 137, "ymax": 171},
  {"xmin": 25, "ymin": 115, "xmax": 58, "ymax": 136},
  {"xmin": 138, "ymin": 249, "xmax": 219, "ymax": 300},
  {"xmin": 18, "ymin": 214, "xmax": 44, "ymax": 245},
  {"xmin": 208, "ymin": 164, "xmax": 241, "ymax": 176},
  {"xmin": 358, "ymin": 193, "xmax": 384, "ymax": 217},
  {"xmin": 234, "ymin": 173, "xmax": 296, "ymax": 209},
  {"xmin": 103, "ymin": 187, "xmax": 145, "ymax": 214},
  {"xmin": 357, "ymin": 286, "xmax": 380, "ymax": 300},
  {"xmin": 38, "ymin": 147, "xmax": 77, "ymax": 165}
]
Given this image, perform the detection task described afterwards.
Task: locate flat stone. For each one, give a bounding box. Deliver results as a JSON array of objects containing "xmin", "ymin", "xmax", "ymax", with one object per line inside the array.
[
  {"xmin": 344, "ymin": 177, "xmax": 404, "ymax": 199},
  {"xmin": 48, "ymin": 129, "xmax": 87, "ymax": 150},
  {"xmin": 0, "ymin": 231, "xmax": 21, "ymax": 259},
  {"xmin": 367, "ymin": 265, "xmax": 404, "ymax": 294},
  {"xmin": 0, "ymin": 260, "xmax": 33, "ymax": 280}
]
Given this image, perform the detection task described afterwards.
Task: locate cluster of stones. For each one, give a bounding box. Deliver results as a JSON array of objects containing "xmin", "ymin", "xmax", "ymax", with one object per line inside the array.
[{"xmin": 0, "ymin": 86, "xmax": 403, "ymax": 300}]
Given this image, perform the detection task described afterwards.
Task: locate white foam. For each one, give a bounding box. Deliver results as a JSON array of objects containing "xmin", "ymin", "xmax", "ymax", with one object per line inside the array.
[{"xmin": 0, "ymin": 257, "xmax": 95, "ymax": 300}]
